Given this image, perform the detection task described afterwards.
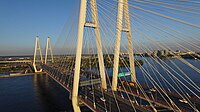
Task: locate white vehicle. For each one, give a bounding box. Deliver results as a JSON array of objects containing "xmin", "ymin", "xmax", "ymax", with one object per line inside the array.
[
  {"xmin": 130, "ymin": 100, "xmax": 135, "ymax": 104},
  {"xmin": 179, "ymin": 99, "xmax": 188, "ymax": 104},
  {"xmin": 90, "ymin": 91, "xmax": 94, "ymax": 95},
  {"xmin": 100, "ymin": 97, "xmax": 106, "ymax": 102},
  {"xmin": 150, "ymin": 88, "xmax": 156, "ymax": 92},
  {"xmin": 121, "ymin": 94, "xmax": 124, "ymax": 99}
]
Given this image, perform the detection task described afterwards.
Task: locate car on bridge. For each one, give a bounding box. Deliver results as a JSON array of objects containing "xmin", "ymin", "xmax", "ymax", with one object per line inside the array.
[{"xmin": 100, "ymin": 97, "xmax": 106, "ymax": 102}]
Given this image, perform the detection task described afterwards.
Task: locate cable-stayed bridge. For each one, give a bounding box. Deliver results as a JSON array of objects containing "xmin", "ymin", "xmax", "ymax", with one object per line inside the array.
[{"xmin": 32, "ymin": 0, "xmax": 200, "ymax": 112}]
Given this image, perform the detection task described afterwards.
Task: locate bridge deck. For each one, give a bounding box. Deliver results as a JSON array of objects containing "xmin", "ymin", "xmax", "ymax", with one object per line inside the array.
[{"xmin": 42, "ymin": 64, "xmax": 199, "ymax": 112}]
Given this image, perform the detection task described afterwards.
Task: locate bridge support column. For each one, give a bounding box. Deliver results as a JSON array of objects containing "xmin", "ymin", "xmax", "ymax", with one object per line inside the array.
[
  {"xmin": 112, "ymin": 0, "xmax": 136, "ymax": 91},
  {"xmin": 72, "ymin": 0, "xmax": 107, "ymax": 110},
  {"xmin": 45, "ymin": 37, "xmax": 54, "ymax": 64},
  {"xmin": 72, "ymin": 0, "xmax": 87, "ymax": 111},
  {"xmin": 124, "ymin": 0, "xmax": 136, "ymax": 83},
  {"xmin": 33, "ymin": 36, "xmax": 43, "ymax": 73},
  {"xmin": 90, "ymin": 0, "xmax": 107, "ymax": 90}
]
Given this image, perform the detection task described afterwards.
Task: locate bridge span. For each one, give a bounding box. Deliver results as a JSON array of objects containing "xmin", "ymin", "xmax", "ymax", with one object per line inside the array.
[
  {"xmin": 42, "ymin": 64, "xmax": 152, "ymax": 112},
  {"xmin": 30, "ymin": 0, "xmax": 200, "ymax": 111},
  {"xmin": 41, "ymin": 64, "xmax": 200, "ymax": 112}
]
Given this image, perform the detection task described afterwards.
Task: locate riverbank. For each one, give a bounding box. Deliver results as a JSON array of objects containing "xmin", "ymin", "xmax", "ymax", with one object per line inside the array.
[{"xmin": 0, "ymin": 72, "xmax": 45, "ymax": 78}]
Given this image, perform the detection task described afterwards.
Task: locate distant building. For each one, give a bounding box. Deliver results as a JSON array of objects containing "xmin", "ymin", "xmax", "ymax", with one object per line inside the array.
[
  {"xmin": 157, "ymin": 50, "xmax": 165, "ymax": 57},
  {"xmin": 152, "ymin": 50, "xmax": 158, "ymax": 57},
  {"xmin": 152, "ymin": 49, "xmax": 172, "ymax": 58}
]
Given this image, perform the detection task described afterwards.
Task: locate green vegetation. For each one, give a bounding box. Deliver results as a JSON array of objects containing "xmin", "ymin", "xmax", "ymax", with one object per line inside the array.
[
  {"xmin": 55, "ymin": 55, "xmax": 144, "ymax": 69},
  {"xmin": 79, "ymin": 55, "xmax": 144, "ymax": 68},
  {"xmin": 0, "ymin": 64, "xmax": 32, "ymax": 74}
]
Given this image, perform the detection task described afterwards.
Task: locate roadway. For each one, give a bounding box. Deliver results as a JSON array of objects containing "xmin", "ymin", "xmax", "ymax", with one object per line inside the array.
[
  {"xmin": 42, "ymin": 64, "xmax": 150, "ymax": 111},
  {"xmin": 41, "ymin": 64, "xmax": 199, "ymax": 112}
]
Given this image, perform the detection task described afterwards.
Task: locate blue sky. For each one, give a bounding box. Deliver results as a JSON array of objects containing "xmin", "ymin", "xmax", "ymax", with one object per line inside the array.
[
  {"xmin": 0, "ymin": 0, "xmax": 79, "ymax": 56},
  {"xmin": 0, "ymin": 0, "xmax": 199, "ymax": 56}
]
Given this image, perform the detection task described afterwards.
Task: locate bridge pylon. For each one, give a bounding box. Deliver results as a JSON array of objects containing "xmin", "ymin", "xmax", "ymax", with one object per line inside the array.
[
  {"xmin": 33, "ymin": 36, "xmax": 43, "ymax": 73},
  {"xmin": 44, "ymin": 37, "xmax": 54, "ymax": 64},
  {"xmin": 112, "ymin": 0, "xmax": 136, "ymax": 91},
  {"xmin": 72, "ymin": 0, "xmax": 107, "ymax": 111}
]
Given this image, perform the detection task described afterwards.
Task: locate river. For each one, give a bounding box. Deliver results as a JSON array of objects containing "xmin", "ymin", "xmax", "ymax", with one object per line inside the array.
[
  {"xmin": 0, "ymin": 58, "xmax": 199, "ymax": 112},
  {"xmin": 0, "ymin": 75, "xmax": 73, "ymax": 112}
]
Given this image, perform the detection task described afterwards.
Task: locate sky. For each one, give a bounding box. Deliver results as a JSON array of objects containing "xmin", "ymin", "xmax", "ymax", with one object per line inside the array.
[
  {"xmin": 0, "ymin": 0, "xmax": 79, "ymax": 56},
  {"xmin": 0, "ymin": 0, "xmax": 199, "ymax": 56}
]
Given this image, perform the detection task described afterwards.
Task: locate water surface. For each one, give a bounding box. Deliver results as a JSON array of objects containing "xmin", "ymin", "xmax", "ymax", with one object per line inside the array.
[{"xmin": 0, "ymin": 75, "xmax": 73, "ymax": 112}]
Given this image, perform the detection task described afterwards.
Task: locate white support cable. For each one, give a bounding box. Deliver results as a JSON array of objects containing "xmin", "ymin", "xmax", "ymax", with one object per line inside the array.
[
  {"xmin": 97, "ymin": 5, "xmax": 139, "ymax": 111},
  {"xmin": 129, "ymin": 13, "xmax": 200, "ymax": 52},
  {"xmin": 142, "ymin": 57, "xmax": 198, "ymax": 111},
  {"xmin": 98, "ymin": 0, "xmax": 159, "ymax": 103},
  {"xmin": 113, "ymin": 0, "xmax": 200, "ymax": 29},
  {"xmin": 133, "ymin": 24, "xmax": 200, "ymax": 97},
  {"xmin": 176, "ymin": 0, "xmax": 200, "ymax": 4},
  {"xmin": 94, "ymin": 6, "xmax": 124, "ymax": 112},
  {"xmin": 128, "ymin": 11, "xmax": 200, "ymax": 52},
  {"xmin": 72, "ymin": 0, "xmax": 87, "ymax": 111},
  {"xmin": 133, "ymin": 21, "xmax": 200, "ymax": 86},
  {"xmin": 128, "ymin": 10, "xmax": 200, "ymax": 73},
  {"xmin": 45, "ymin": 0, "xmax": 200, "ymax": 111},
  {"xmin": 97, "ymin": 2, "xmax": 159, "ymax": 111},
  {"xmin": 130, "ymin": 27, "xmax": 199, "ymax": 110},
  {"xmin": 86, "ymin": 3, "xmax": 120, "ymax": 111},
  {"xmin": 127, "ymin": 39, "xmax": 182, "ymax": 110},
  {"xmin": 96, "ymin": 1, "xmax": 198, "ymax": 110},
  {"xmin": 102, "ymin": 0, "xmax": 199, "ymax": 95},
  {"xmin": 90, "ymin": 0, "xmax": 107, "ymax": 90},
  {"xmin": 142, "ymin": 0, "xmax": 200, "ymax": 11},
  {"xmin": 131, "ymin": 0, "xmax": 200, "ymax": 15},
  {"xmin": 112, "ymin": 0, "xmax": 136, "ymax": 92},
  {"xmin": 138, "ymin": 62, "xmax": 181, "ymax": 111}
]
